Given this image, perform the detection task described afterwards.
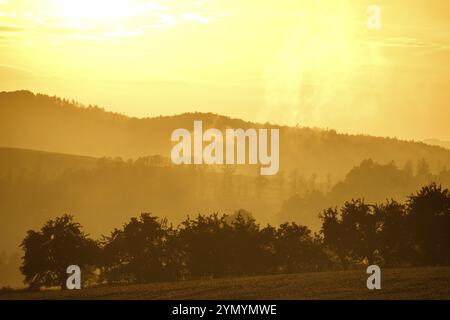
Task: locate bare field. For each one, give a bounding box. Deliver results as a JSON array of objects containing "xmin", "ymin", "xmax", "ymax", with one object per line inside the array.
[{"xmin": 1, "ymin": 267, "xmax": 449, "ymax": 300}]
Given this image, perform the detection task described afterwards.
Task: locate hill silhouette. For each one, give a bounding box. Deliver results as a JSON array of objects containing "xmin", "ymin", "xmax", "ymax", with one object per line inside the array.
[
  {"xmin": 2, "ymin": 90, "xmax": 450, "ymax": 181},
  {"xmin": 0, "ymin": 147, "xmax": 97, "ymax": 178},
  {"xmin": 424, "ymin": 139, "xmax": 450, "ymax": 150}
]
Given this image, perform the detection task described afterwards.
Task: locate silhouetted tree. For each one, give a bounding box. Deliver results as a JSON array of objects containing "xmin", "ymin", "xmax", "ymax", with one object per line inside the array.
[
  {"xmin": 320, "ymin": 207, "xmax": 348, "ymax": 267},
  {"xmin": 16, "ymin": 182, "xmax": 450, "ymax": 289},
  {"xmin": 320, "ymin": 183, "xmax": 450, "ymax": 268},
  {"xmin": 340, "ymin": 199, "xmax": 378, "ymax": 264},
  {"xmin": 275, "ymin": 222, "xmax": 329, "ymax": 272},
  {"xmin": 177, "ymin": 214, "xmax": 232, "ymax": 278},
  {"xmin": 20, "ymin": 215, "xmax": 98, "ymax": 290},
  {"xmin": 373, "ymin": 200, "xmax": 413, "ymax": 266},
  {"xmin": 258, "ymin": 224, "xmax": 278, "ymax": 273},
  {"xmin": 227, "ymin": 211, "xmax": 261, "ymax": 275},
  {"xmin": 100, "ymin": 213, "xmax": 177, "ymax": 284},
  {"xmin": 407, "ymin": 183, "xmax": 450, "ymax": 265}
]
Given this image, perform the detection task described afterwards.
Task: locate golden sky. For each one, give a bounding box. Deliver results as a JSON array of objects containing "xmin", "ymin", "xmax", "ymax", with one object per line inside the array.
[{"xmin": 0, "ymin": 0, "xmax": 449, "ymax": 141}]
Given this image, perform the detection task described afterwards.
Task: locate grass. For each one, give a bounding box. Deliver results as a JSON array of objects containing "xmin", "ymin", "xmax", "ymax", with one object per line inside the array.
[{"xmin": 1, "ymin": 267, "xmax": 449, "ymax": 300}]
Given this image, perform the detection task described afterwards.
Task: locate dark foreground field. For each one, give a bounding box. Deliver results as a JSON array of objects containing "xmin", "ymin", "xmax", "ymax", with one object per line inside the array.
[{"xmin": 1, "ymin": 267, "xmax": 449, "ymax": 300}]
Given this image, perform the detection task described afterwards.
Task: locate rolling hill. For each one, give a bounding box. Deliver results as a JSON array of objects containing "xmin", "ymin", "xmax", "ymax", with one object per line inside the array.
[
  {"xmin": 0, "ymin": 147, "xmax": 97, "ymax": 178},
  {"xmin": 2, "ymin": 90, "xmax": 450, "ymax": 181}
]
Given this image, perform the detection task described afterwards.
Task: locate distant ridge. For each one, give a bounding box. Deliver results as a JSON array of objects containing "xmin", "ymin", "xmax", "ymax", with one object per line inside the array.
[
  {"xmin": 0, "ymin": 146, "xmax": 97, "ymax": 178},
  {"xmin": 1, "ymin": 90, "xmax": 450, "ymax": 179},
  {"xmin": 424, "ymin": 139, "xmax": 450, "ymax": 150}
]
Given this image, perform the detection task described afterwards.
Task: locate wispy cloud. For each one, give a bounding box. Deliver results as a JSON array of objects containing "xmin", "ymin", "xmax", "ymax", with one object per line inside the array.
[
  {"xmin": 0, "ymin": 24, "xmax": 34, "ymax": 32},
  {"xmin": 0, "ymin": 0, "xmax": 227, "ymax": 45},
  {"xmin": 362, "ymin": 36, "xmax": 450, "ymax": 58}
]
